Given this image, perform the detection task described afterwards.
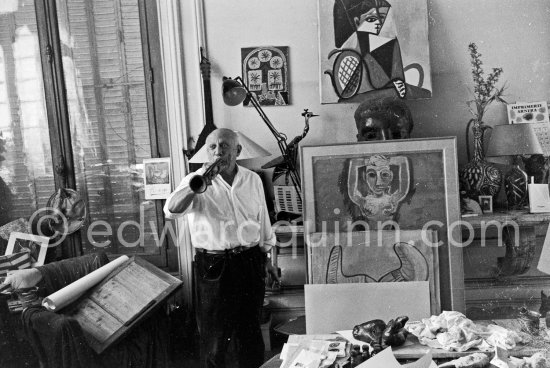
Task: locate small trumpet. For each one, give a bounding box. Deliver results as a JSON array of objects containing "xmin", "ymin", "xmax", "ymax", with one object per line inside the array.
[{"xmin": 189, "ymin": 158, "xmax": 226, "ymax": 193}]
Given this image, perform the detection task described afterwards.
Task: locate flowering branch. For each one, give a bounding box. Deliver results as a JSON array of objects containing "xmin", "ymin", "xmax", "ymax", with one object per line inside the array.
[{"xmin": 467, "ymin": 43, "xmax": 507, "ymax": 124}]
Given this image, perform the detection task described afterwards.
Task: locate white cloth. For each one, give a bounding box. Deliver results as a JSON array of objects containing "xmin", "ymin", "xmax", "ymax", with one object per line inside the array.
[
  {"xmin": 407, "ymin": 311, "xmax": 522, "ymax": 352},
  {"xmin": 164, "ymin": 165, "xmax": 275, "ymax": 252}
]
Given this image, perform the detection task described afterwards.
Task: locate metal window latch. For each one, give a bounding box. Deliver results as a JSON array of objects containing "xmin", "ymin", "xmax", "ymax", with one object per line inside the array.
[
  {"xmin": 45, "ymin": 44, "xmax": 53, "ymax": 64},
  {"xmin": 55, "ymin": 154, "xmax": 65, "ymax": 176}
]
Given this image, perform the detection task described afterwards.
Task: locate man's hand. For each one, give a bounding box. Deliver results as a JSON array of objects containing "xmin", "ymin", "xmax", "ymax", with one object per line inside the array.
[
  {"xmin": 204, "ymin": 159, "xmax": 228, "ymax": 176},
  {"xmin": 265, "ymin": 259, "xmax": 280, "ymax": 283},
  {"xmin": 3, "ymin": 268, "xmax": 43, "ymax": 289},
  {"xmin": 264, "ymin": 257, "xmax": 281, "ymax": 290}
]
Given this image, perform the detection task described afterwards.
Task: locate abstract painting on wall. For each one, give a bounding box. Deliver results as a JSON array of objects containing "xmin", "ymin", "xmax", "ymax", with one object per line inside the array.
[
  {"xmin": 317, "ymin": 0, "xmax": 432, "ymax": 103},
  {"xmin": 241, "ymin": 46, "xmax": 290, "ymax": 106}
]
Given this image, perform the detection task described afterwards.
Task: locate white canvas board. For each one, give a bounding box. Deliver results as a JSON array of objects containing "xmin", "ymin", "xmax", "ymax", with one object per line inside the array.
[
  {"xmin": 528, "ymin": 182, "xmax": 550, "ymax": 213},
  {"xmin": 305, "ymin": 282, "xmax": 430, "ymax": 334}
]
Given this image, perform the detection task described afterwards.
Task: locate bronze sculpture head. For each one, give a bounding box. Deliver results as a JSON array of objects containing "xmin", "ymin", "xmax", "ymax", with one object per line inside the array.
[{"xmin": 354, "ymin": 97, "xmax": 413, "ymax": 142}]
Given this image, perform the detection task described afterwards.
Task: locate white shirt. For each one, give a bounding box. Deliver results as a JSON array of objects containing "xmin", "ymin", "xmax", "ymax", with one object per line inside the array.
[{"xmin": 164, "ymin": 165, "xmax": 275, "ymax": 252}]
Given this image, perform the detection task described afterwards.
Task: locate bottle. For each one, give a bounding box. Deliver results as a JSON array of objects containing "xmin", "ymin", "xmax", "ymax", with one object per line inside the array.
[{"xmin": 519, "ymin": 307, "xmax": 541, "ymax": 335}]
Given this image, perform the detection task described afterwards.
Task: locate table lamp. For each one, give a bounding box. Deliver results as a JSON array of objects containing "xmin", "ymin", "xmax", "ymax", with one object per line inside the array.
[
  {"xmin": 188, "ymin": 130, "xmax": 271, "ymax": 163},
  {"xmin": 222, "ymin": 76, "xmax": 301, "ymax": 202},
  {"xmin": 486, "ymin": 123, "xmax": 543, "ymax": 208}
]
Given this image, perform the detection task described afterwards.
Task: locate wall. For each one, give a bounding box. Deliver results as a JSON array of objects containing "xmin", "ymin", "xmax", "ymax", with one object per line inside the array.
[
  {"xmin": 172, "ymin": 0, "xmax": 550, "ymax": 318},
  {"xmin": 189, "ymin": 0, "xmax": 550, "ymax": 172}
]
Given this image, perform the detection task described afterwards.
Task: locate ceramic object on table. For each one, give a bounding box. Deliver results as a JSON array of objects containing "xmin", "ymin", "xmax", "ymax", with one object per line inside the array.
[{"xmin": 460, "ymin": 120, "xmax": 502, "ymax": 199}]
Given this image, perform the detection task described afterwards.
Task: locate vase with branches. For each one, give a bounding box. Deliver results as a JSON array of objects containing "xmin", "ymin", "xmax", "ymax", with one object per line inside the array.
[{"xmin": 460, "ymin": 42, "xmax": 507, "ymax": 199}]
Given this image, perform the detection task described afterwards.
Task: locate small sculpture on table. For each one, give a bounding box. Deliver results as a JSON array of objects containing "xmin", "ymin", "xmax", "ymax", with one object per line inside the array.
[{"xmin": 352, "ymin": 315, "xmax": 409, "ymax": 361}]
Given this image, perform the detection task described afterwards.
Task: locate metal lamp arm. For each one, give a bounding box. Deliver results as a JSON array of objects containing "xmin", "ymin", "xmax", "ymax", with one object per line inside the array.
[
  {"xmin": 233, "ymin": 77, "xmax": 302, "ymax": 193},
  {"xmin": 234, "ymin": 77, "xmax": 286, "ymax": 142}
]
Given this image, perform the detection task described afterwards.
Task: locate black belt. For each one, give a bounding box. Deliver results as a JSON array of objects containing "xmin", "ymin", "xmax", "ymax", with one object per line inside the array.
[{"xmin": 196, "ymin": 245, "xmax": 258, "ymax": 256}]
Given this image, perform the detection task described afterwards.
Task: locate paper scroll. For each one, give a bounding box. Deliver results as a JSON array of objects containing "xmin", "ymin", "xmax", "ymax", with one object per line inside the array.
[{"xmin": 42, "ymin": 255, "xmax": 129, "ymax": 312}]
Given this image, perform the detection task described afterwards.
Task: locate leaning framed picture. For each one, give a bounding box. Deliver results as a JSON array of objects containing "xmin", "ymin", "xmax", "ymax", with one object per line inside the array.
[
  {"xmin": 478, "ymin": 195, "xmax": 493, "ymax": 214},
  {"xmin": 300, "ymin": 137, "xmax": 464, "ymax": 312},
  {"xmin": 6, "ymin": 232, "xmax": 50, "ymax": 267}
]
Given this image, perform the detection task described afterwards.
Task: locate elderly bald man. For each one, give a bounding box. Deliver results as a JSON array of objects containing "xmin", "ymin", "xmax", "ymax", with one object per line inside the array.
[{"xmin": 164, "ymin": 128, "xmax": 278, "ymax": 368}]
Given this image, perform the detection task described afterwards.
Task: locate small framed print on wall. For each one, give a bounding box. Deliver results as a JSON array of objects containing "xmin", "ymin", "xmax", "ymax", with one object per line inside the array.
[{"xmin": 241, "ymin": 46, "xmax": 289, "ymax": 106}]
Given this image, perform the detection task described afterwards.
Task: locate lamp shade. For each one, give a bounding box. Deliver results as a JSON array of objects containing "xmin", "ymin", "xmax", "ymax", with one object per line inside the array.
[
  {"xmin": 222, "ymin": 77, "xmax": 247, "ymax": 106},
  {"xmin": 188, "ymin": 130, "xmax": 271, "ymax": 163},
  {"xmin": 486, "ymin": 123, "xmax": 543, "ymax": 157}
]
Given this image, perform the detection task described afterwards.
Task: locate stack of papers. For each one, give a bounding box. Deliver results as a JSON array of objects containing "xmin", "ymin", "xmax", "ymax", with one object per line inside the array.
[
  {"xmin": 279, "ymin": 336, "xmax": 435, "ymax": 368},
  {"xmin": 280, "ymin": 339, "xmax": 344, "ymax": 368}
]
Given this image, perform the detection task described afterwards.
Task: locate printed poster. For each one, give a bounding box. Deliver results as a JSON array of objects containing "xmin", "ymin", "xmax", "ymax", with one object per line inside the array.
[
  {"xmin": 507, "ymin": 101, "xmax": 550, "ymax": 155},
  {"xmin": 143, "ymin": 158, "xmax": 171, "ymax": 200}
]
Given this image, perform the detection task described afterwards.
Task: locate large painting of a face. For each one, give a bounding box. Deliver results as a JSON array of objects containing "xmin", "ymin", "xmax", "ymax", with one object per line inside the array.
[
  {"xmin": 302, "ymin": 138, "xmax": 463, "ymax": 313},
  {"xmin": 364, "ymin": 162, "xmax": 393, "ymax": 195}
]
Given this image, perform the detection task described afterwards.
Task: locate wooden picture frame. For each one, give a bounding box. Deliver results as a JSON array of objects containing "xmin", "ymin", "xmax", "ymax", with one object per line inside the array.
[
  {"xmin": 300, "ymin": 137, "xmax": 464, "ymax": 312},
  {"xmin": 5, "ymin": 231, "xmax": 50, "ymax": 267},
  {"xmin": 67, "ymin": 256, "xmax": 182, "ymax": 354}
]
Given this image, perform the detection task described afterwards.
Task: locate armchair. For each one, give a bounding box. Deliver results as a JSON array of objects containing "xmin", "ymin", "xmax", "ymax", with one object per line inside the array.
[{"xmin": 20, "ymin": 252, "xmax": 169, "ymax": 368}]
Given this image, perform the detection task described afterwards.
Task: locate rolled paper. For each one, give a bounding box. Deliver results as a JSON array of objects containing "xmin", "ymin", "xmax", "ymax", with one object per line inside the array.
[{"xmin": 42, "ymin": 255, "xmax": 129, "ymax": 312}]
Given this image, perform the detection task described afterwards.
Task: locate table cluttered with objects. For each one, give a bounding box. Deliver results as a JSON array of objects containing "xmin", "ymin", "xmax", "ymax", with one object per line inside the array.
[{"xmin": 261, "ymin": 311, "xmax": 550, "ymax": 368}]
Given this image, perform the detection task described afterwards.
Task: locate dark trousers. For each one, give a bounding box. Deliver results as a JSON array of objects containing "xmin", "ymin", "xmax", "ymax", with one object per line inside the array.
[{"xmin": 194, "ymin": 246, "xmax": 266, "ymax": 368}]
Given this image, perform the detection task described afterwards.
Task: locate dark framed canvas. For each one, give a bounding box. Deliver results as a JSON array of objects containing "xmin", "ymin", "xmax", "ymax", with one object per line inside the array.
[
  {"xmin": 241, "ymin": 46, "xmax": 290, "ymax": 106},
  {"xmin": 300, "ymin": 137, "xmax": 463, "ymax": 312}
]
